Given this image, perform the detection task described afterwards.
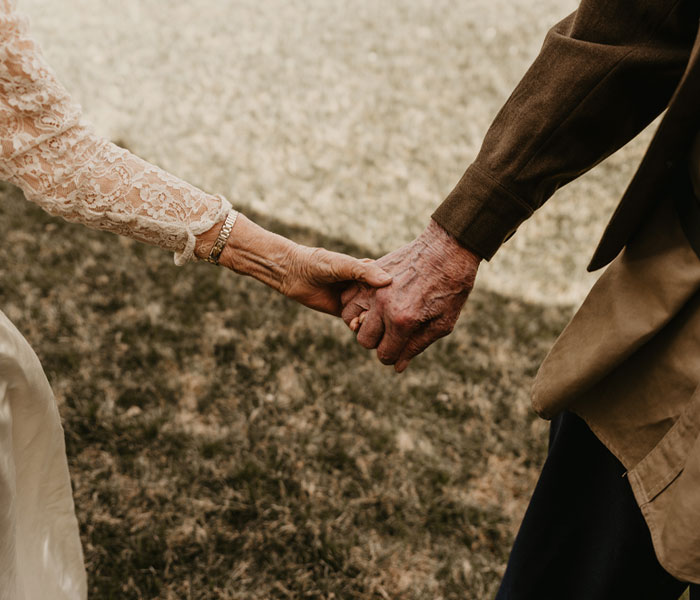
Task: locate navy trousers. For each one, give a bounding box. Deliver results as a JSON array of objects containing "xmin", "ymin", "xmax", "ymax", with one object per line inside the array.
[{"xmin": 495, "ymin": 411, "xmax": 700, "ymax": 600}]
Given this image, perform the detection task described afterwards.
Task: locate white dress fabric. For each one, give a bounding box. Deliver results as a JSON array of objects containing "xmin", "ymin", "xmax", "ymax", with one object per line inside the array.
[
  {"xmin": 0, "ymin": 312, "xmax": 86, "ymax": 600},
  {"xmin": 0, "ymin": 1, "xmax": 236, "ymax": 597}
]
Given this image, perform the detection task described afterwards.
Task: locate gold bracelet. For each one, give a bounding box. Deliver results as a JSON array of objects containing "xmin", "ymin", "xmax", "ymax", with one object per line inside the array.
[{"xmin": 204, "ymin": 210, "xmax": 239, "ymax": 265}]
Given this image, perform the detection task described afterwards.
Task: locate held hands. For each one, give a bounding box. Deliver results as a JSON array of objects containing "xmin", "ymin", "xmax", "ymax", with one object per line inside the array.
[
  {"xmin": 195, "ymin": 214, "xmax": 479, "ymax": 367},
  {"xmin": 340, "ymin": 219, "xmax": 480, "ymax": 372}
]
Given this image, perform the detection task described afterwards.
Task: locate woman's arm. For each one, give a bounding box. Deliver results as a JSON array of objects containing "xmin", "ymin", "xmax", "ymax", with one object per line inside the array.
[
  {"xmin": 0, "ymin": 4, "xmax": 229, "ymax": 265},
  {"xmin": 0, "ymin": 2, "xmax": 390, "ymax": 311}
]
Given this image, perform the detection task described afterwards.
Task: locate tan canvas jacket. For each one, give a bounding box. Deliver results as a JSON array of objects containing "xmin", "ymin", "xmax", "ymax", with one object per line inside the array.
[{"xmin": 533, "ymin": 197, "xmax": 700, "ymax": 582}]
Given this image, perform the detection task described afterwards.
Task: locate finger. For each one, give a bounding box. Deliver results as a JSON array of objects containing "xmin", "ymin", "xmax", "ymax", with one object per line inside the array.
[
  {"xmin": 376, "ymin": 318, "xmax": 415, "ymax": 366},
  {"xmin": 394, "ymin": 358, "xmax": 411, "ymax": 373},
  {"xmin": 341, "ymin": 291, "xmax": 370, "ymax": 326},
  {"xmin": 394, "ymin": 323, "xmax": 444, "ymax": 373},
  {"xmin": 356, "ymin": 308, "xmax": 385, "ymax": 349},
  {"xmin": 348, "ymin": 310, "xmax": 368, "ymax": 332},
  {"xmin": 340, "ymin": 283, "xmax": 362, "ymax": 306}
]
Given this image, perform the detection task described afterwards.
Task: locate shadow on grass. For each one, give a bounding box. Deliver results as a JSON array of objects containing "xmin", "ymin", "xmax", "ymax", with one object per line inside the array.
[{"xmin": 0, "ymin": 183, "xmax": 573, "ymax": 599}]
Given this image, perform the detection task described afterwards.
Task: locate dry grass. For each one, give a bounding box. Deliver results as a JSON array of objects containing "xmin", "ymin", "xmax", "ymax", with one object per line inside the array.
[
  {"xmin": 19, "ymin": 0, "xmax": 658, "ymax": 306},
  {"xmin": 0, "ymin": 183, "xmax": 572, "ymax": 598}
]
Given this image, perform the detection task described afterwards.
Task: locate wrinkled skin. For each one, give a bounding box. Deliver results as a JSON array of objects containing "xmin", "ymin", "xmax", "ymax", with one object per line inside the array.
[
  {"xmin": 196, "ymin": 213, "xmax": 392, "ymax": 316},
  {"xmin": 341, "ymin": 219, "xmax": 481, "ymax": 372},
  {"xmin": 279, "ymin": 248, "xmax": 392, "ymax": 316}
]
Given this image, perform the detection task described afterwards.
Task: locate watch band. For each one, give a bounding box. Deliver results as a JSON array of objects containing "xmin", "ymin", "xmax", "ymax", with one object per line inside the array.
[{"xmin": 204, "ymin": 209, "xmax": 239, "ymax": 265}]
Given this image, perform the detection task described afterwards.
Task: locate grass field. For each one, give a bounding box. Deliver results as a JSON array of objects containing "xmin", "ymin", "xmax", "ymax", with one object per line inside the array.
[
  {"xmin": 1, "ymin": 0, "xmax": 695, "ymax": 596},
  {"xmin": 0, "ymin": 182, "xmax": 574, "ymax": 598}
]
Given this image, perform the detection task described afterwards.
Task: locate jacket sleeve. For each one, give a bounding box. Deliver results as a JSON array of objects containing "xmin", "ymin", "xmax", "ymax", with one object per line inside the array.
[
  {"xmin": 432, "ymin": 0, "xmax": 700, "ymax": 260},
  {"xmin": 0, "ymin": 2, "xmax": 231, "ymax": 265}
]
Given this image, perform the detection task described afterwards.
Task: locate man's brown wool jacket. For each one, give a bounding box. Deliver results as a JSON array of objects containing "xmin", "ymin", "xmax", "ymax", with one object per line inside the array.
[{"xmin": 431, "ymin": 0, "xmax": 700, "ymax": 583}]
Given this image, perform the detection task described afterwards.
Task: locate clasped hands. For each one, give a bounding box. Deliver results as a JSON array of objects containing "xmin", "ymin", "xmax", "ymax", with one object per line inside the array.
[{"xmin": 197, "ymin": 214, "xmax": 480, "ymax": 371}]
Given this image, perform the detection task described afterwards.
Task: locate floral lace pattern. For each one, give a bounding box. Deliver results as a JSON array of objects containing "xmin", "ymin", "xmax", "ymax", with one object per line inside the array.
[{"xmin": 0, "ymin": 0, "xmax": 231, "ymax": 264}]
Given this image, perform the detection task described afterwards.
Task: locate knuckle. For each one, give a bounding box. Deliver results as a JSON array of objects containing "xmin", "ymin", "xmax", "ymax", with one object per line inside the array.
[
  {"xmin": 434, "ymin": 319, "xmax": 455, "ymax": 337},
  {"xmin": 434, "ymin": 328, "xmax": 449, "ymax": 340},
  {"xmin": 392, "ymin": 312, "xmax": 414, "ymax": 330},
  {"xmin": 350, "ymin": 263, "xmax": 364, "ymax": 280},
  {"xmin": 441, "ymin": 323, "xmax": 455, "ymax": 335}
]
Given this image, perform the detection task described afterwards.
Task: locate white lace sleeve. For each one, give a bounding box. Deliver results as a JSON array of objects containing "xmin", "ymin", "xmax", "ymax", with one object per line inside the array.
[{"xmin": 0, "ymin": 1, "xmax": 232, "ymax": 265}]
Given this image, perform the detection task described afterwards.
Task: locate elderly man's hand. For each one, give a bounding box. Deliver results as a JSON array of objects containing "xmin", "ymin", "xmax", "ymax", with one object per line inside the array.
[{"xmin": 341, "ymin": 219, "xmax": 481, "ymax": 372}]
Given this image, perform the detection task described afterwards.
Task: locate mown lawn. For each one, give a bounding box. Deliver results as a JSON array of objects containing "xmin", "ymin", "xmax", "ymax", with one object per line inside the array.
[{"xmin": 2, "ymin": 182, "xmax": 573, "ymax": 598}]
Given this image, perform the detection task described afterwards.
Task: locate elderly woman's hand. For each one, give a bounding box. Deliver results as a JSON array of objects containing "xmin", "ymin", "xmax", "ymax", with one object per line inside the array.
[
  {"xmin": 279, "ymin": 246, "xmax": 391, "ymax": 315},
  {"xmin": 195, "ymin": 213, "xmax": 391, "ymax": 316}
]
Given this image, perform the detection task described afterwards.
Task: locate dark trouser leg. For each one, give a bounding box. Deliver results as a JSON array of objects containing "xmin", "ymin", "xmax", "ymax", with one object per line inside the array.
[{"xmin": 495, "ymin": 411, "xmax": 693, "ymax": 600}]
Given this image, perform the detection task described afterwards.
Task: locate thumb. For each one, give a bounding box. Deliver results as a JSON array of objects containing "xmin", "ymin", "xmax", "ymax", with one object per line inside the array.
[
  {"xmin": 323, "ymin": 253, "xmax": 392, "ymax": 286},
  {"xmin": 355, "ymin": 259, "xmax": 393, "ymax": 287}
]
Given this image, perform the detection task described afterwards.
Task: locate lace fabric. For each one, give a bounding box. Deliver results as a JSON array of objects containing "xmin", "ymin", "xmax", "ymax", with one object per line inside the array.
[{"xmin": 0, "ymin": 0, "xmax": 231, "ymax": 265}]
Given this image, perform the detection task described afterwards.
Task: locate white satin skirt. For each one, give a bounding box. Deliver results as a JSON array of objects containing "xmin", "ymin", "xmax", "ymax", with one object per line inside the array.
[{"xmin": 0, "ymin": 311, "xmax": 86, "ymax": 600}]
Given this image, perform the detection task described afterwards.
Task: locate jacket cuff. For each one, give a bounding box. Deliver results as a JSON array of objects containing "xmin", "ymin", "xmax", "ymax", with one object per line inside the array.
[{"xmin": 431, "ymin": 164, "xmax": 533, "ymax": 260}]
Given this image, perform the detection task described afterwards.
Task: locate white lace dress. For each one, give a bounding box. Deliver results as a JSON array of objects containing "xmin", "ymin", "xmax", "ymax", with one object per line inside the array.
[{"xmin": 0, "ymin": 1, "xmax": 234, "ymax": 598}]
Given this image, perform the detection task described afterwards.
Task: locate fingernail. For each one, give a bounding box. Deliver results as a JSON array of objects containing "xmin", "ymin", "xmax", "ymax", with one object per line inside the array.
[{"xmin": 377, "ymin": 273, "xmax": 392, "ymax": 284}]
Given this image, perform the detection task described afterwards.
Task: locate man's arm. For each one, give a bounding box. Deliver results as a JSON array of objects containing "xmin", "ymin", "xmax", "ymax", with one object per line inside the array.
[
  {"xmin": 343, "ymin": 0, "xmax": 699, "ymax": 370},
  {"xmin": 434, "ymin": 0, "xmax": 699, "ymax": 259}
]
